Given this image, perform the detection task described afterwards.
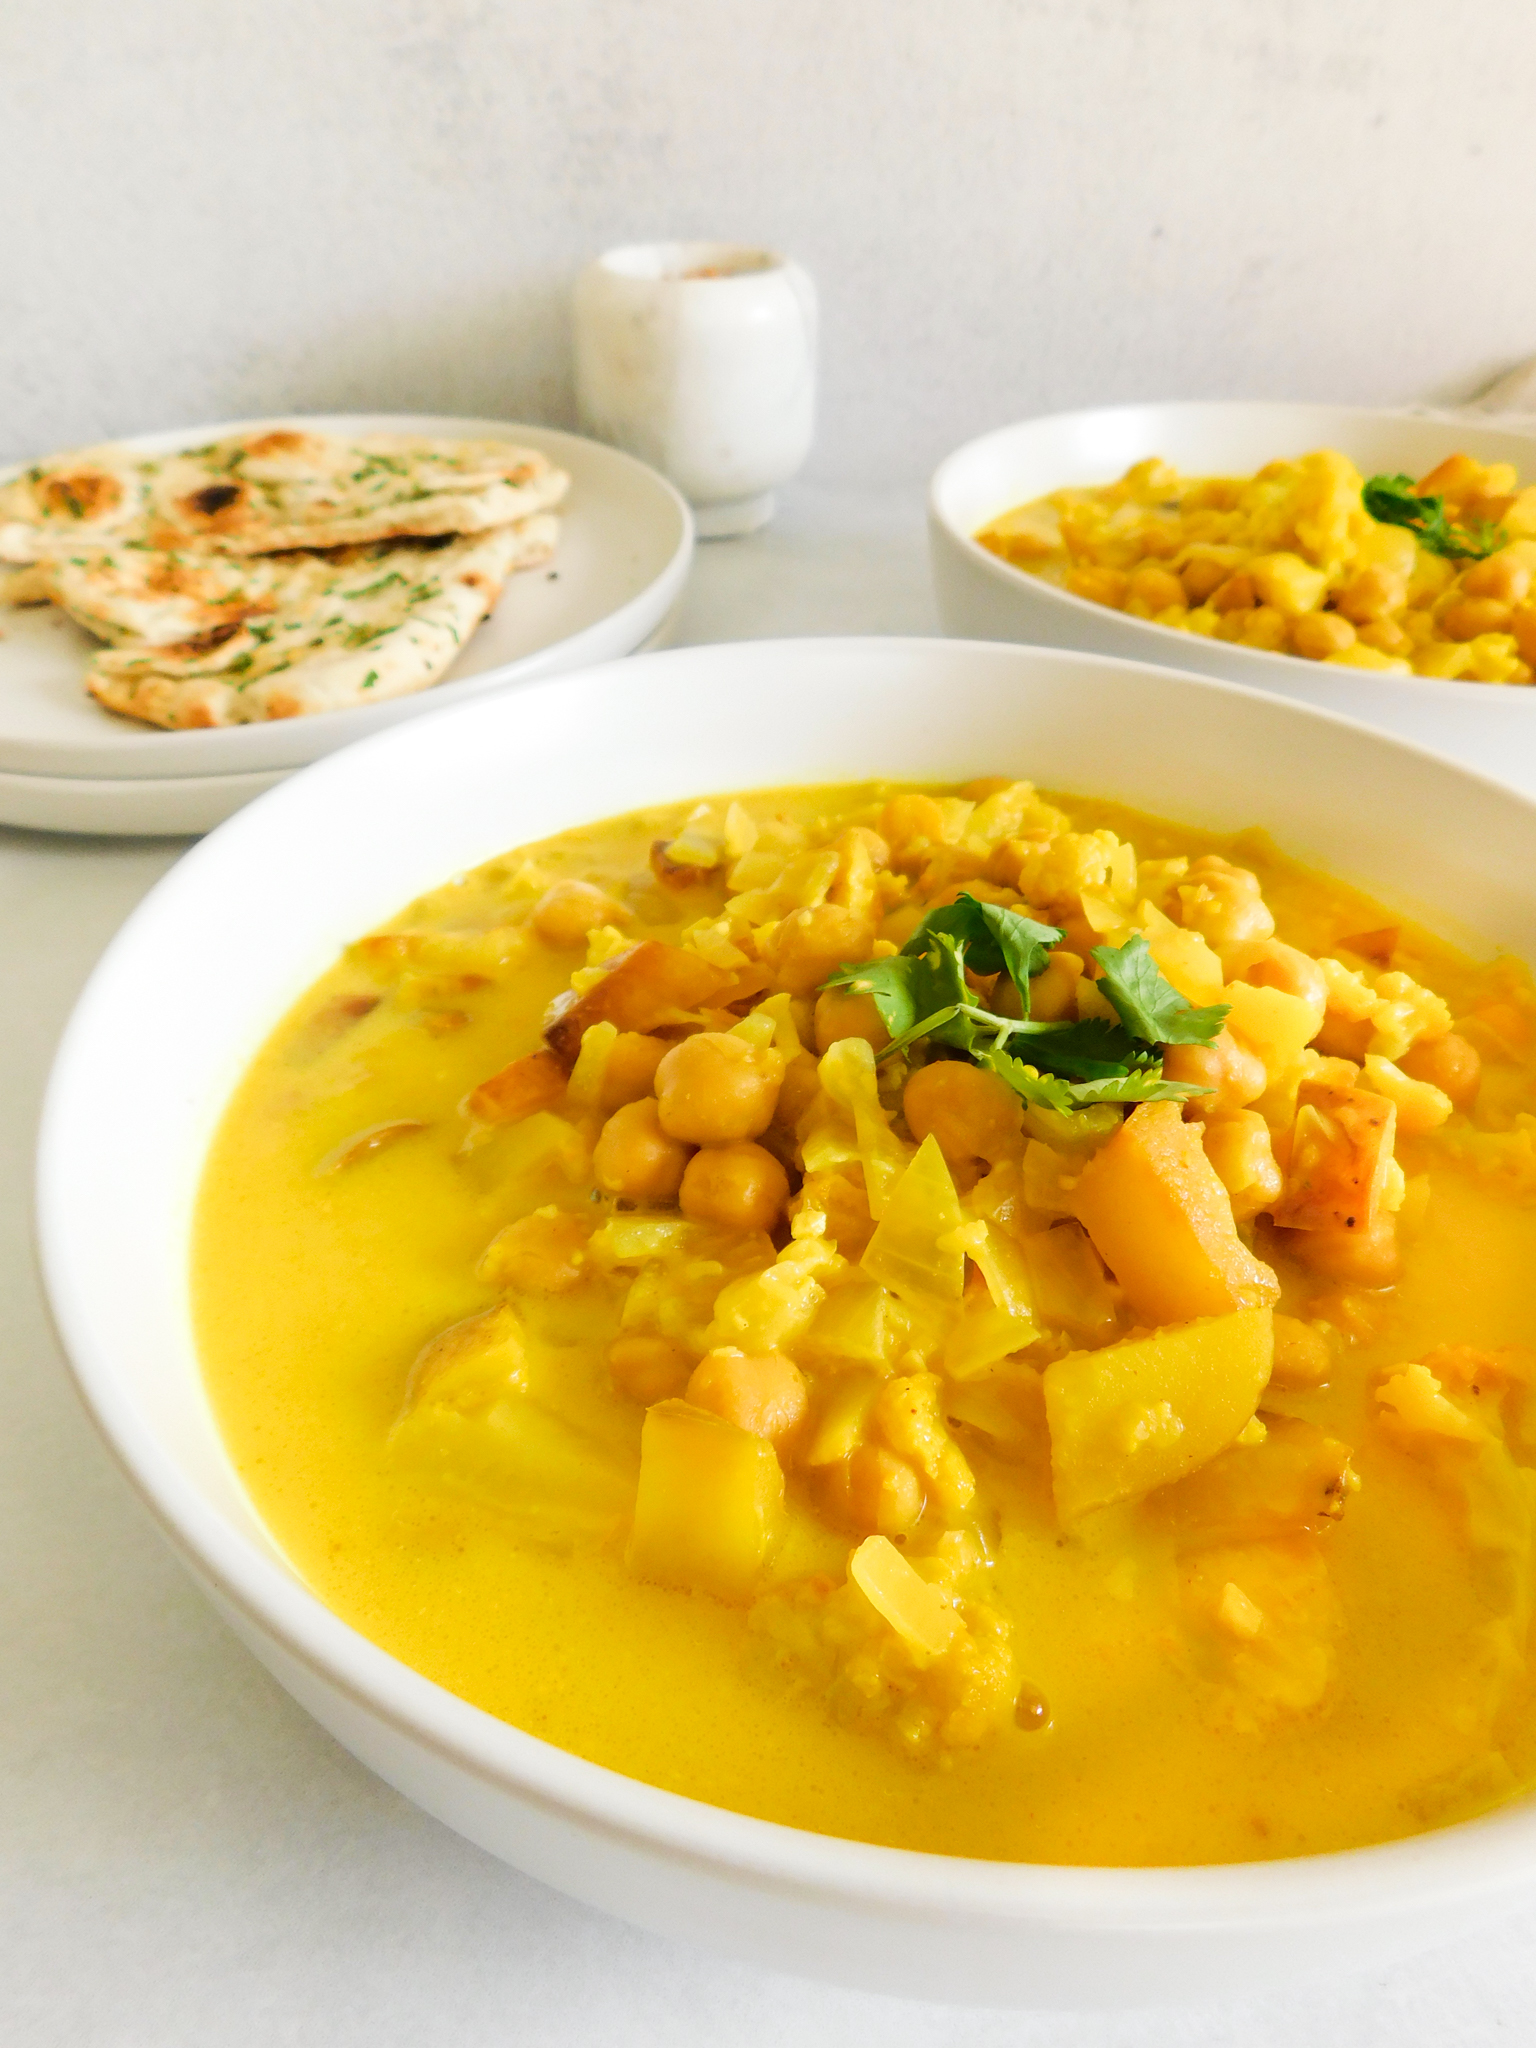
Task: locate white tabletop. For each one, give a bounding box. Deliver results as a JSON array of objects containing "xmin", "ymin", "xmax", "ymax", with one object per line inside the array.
[{"xmin": 6, "ymin": 485, "xmax": 1536, "ymax": 2045}]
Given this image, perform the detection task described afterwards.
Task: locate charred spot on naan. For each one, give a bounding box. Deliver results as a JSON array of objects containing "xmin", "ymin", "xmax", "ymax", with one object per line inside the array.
[{"xmin": 38, "ymin": 468, "xmax": 124, "ymax": 522}]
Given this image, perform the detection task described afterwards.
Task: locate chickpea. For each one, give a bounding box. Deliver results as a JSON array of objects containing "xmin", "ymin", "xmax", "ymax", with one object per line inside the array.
[
  {"xmin": 1180, "ymin": 556, "xmax": 1232, "ymax": 605},
  {"xmin": 814, "ymin": 986, "xmax": 891, "ymax": 1054},
  {"xmin": 1509, "ymin": 604, "xmax": 1536, "ymax": 667},
  {"xmin": 1334, "ymin": 567, "xmax": 1407, "ymax": 627},
  {"xmin": 1127, "ymin": 562, "xmax": 1186, "ymax": 613},
  {"xmin": 1417, "ymin": 454, "xmax": 1484, "ymax": 502},
  {"xmin": 679, "ymin": 1141, "xmax": 790, "ymax": 1233},
  {"xmin": 1441, "ymin": 596, "xmax": 1512, "ymax": 642},
  {"xmin": 1210, "ymin": 571, "xmax": 1256, "ymax": 614},
  {"xmin": 530, "ymin": 878, "xmax": 629, "ymax": 949},
  {"xmin": 1358, "ymin": 619, "xmax": 1413, "ymax": 658},
  {"xmin": 598, "ymin": 1030, "xmax": 669, "ymax": 1112},
  {"xmin": 477, "ymin": 1207, "xmax": 591, "ymax": 1291},
  {"xmin": 1400, "ymin": 1030, "xmax": 1481, "ymax": 1109},
  {"xmin": 772, "ymin": 1049, "xmax": 822, "ymax": 1132},
  {"xmin": 1201, "ymin": 1110, "xmax": 1282, "ymax": 1219},
  {"xmin": 1223, "ymin": 937, "xmax": 1327, "ymax": 1013},
  {"xmin": 1462, "ymin": 550, "xmax": 1533, "ymax": 606},
  {"xmin": 1027, "ymin": 948, "xmax": 1083, "ymax": 1022},
  {"xmin": 903, "ymin": 1059, "xmax": 1023, "ymax": 1171},
  {"xmin": 1066, "ymin": 565, "xmax": 1129, "ymax": 608},
  {"xmin": 608, "ymin": 1333, "xmax": 693, "ymax": 1405},
  {"xmin": 1241, "ymin": 606, "xmax": 1290, "ymax": 652},
  {"xmin": 686, "ymin": 1347, "xmax": 808, "ymax": 1452},
  {"xmin": 1162, "ymin": 1030, "xmax": 1267, "ymax": 1118},
  {"xmin": 592, "ymin": 1099, "xmax": 691, "ymax": 1202},
  {"xmin": 879, "ymin": 899, "xmax": 927, "ymax": 948},
  {"xmin": 654, "ymin": 1031, "xmax": 784, "ymax": 1143},
  {"xmin": 1291, "ymin": 611, "xmax": 1357, "ymax": 661},
  {"xmin": 1278, "ymin": 1215, "xmax": 1399, "ymax": 1288},
  {"xmin": 880, "ymin": 794, "xmax": 948, "ymax": 872},
  {"xmin": 765, "ymin": 904, "xmax": 877, "ymax": 997},
  {"xmin": 959, "ymin": 776, "xmax": 1014, "ymax": 801}
]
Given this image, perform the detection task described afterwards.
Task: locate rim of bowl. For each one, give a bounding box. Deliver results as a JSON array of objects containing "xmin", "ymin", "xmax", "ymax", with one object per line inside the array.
[
  {"xmin": 929, "ymin": 400, "xmax": 1536, "ymax": 711},
  {"xmin": 35, "ymin": 634, "xmax": 1536, "ymax": 1934}
]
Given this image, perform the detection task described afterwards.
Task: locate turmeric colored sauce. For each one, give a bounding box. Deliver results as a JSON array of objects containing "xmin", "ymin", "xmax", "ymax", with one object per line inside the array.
[{"xmin": 194, "ymin": 780, "xmax": 1536, "ymax": 1864}]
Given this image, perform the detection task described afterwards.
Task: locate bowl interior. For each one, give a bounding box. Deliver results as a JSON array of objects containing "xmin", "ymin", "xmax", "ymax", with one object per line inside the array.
[{"xmin": 37, "ymin": 635, "xmax": 1536, "ymax": 1928}]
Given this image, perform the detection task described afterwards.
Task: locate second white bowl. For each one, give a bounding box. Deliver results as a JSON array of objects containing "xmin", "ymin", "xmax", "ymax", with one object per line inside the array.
[{"xmin": 929, "ymin": 401, "xmax": 1536, "ymax": 793}]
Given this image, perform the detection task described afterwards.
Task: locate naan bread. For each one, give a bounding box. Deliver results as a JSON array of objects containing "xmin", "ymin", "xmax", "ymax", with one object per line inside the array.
[
  {"xmin": 0, "ymin": 427, "xmax": 569, "ymax": 565},
  {"xmin": 0, "ymin": 445, "xmax": 148, "ymax": 564},
  {"xmin": 85, "ymin": 518, "xmax": 556, "ymax": 730},
  {"xmin": 0, "ymin": 563, "xmax": 51, "ymax": 604},
  {"xmin": 46, "ymin": 543, "xmax": 339, "ymax": 647},
  {"xmin": 144, "ymin": 429, "xmax": 569, "ymax": 552}
]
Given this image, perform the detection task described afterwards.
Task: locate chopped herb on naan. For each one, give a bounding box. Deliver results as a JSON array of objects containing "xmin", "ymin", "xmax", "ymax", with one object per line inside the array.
[{"xmin": 84, "ymin": 519, "xmax": 556, "ymax": 730}]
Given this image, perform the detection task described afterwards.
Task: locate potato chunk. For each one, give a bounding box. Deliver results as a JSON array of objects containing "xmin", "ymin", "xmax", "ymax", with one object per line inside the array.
[
  {"xmin": 1272, "ymin": 1079, "xmax": 1396, "ymax": 1234},
  {"xmin": 627, "ymin": 1398, "xmax": 785, "ymax": 1600},
  {"xmin": 1072, "ymin": 1101, "xmax": 1279, "ymax": 1324},
  {"xmin": 543, "ymin": 941, "xmax": 734, "ymax": 1065},
  {"xmin": 1043, "ymin": 1306, "xmax": 1274, "ymax": 1525}
]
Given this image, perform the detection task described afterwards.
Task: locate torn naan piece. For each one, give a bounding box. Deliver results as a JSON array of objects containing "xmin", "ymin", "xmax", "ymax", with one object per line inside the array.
[
  {"xmin": 84, "ymin": 517, "xmax": 556, "ymax": 730},
  {"xmin": 146, "ymin": 428, "xmax": 570, "ymax": 552}
]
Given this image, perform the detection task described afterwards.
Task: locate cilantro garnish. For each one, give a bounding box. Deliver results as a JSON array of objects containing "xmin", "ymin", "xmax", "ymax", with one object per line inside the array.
[
  {"xmin": 822, "ymin": 891, "xmax": 1223, "ymax": 1121},
  {"xmin": 1090, "ymin": 933, "xmax": 1229, "ymax": 1044},
  {"xmin": 1362, "ymin": 473, "xmax": 1505, "ymax": 561}
]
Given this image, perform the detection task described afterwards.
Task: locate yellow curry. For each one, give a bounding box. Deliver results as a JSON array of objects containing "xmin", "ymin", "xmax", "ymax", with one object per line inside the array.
[
  {"xmin": 977, "ymin": 450, "xmax": 1536, "ymax": 684},
  {"xmin": 197, "ymin": 778, "xmax": 1536, "ymax": 1864}
]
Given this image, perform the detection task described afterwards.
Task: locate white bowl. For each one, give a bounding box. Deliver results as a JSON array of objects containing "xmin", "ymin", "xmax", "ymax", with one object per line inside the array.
[
  {"xmin": 36, "ymin": 637, "xmax": 1536, "ymax": 2008},
  {"xmin": 929, "ymin": 402, "xmax": 1536, "ymax": 793}
]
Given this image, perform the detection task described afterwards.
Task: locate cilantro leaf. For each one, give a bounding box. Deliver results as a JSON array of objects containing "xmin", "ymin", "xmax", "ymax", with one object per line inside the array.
[
  {"xmin": 980, "ymin": 1046, "xmax": 1207, "ymax": 1109},
  {"xmin": 1089, "ymin": 934, "xmax": 1228, "ymax": 1047},
  {"xmin": 1003, "ymin": 1015, "xmax": 1143, "ymax": 1078},
  {"xmin": 1363, "ymin": 472, "xmax": 1504, "ymax": 562},
  {"xmin": 823, "ymin": 953, "xmax": 921, "ymax": 1040},
  {"xmin": 902, "ymin": 894, "xmax": 1061, "ymax": 997}
]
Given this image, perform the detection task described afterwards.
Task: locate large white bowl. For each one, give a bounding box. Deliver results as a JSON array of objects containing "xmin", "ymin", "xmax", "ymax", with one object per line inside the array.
[
  {"xmin": 36, "ymin": 637, "xmax": 1536, "ymax": 2007},
  {"xmin": 930, "ymin": 402, "xmax": 1536, "ymax": 793}
]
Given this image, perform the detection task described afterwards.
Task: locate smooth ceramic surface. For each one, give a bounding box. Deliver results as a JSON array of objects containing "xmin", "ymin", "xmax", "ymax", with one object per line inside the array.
[
  {"xmin": 0, "ymin": 763, "xmax": 292, "ymax": 836},
  {"xmin": 0, "ymin": 413, "xmax": 693, "ymax": 785},
  {"xmin": 930, "ymin": 403, "xmax": 1536, "ymax": 793},
  {"xmin": 574, "ymin": 243, "xmax": 817, "ymax": 533},
  {"xmin": 37, "ymin": 636, "xmax": 1536, "ymax": 2007}
]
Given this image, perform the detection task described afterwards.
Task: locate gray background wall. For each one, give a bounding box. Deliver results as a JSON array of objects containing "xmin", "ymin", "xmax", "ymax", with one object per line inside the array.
[{"xmin": 2, "ymin": 0, "xmax": 1533, "ymax": 481}]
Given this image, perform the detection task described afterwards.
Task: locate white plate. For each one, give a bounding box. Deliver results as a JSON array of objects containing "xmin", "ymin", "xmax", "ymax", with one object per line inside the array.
[
  {"xmin": 0, "ymin": 412, "xmax": 693, "ymax": 783},
  {"xmin": 929, "ymin": 402, "xmax": 1536, "ymax": 793},
  {"xmin": 0, "ymin": 610, "xmax": 680, "ymax": 837},
  {"xmin": 36, "ymin": 638, "xmax": 1536, "ymax": 2005},
  {"xmin": 0, "ymin": 763, "xmax": 289, "ymax": 835}
]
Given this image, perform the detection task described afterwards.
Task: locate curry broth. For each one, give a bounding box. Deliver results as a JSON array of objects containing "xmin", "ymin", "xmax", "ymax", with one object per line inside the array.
[{"xmin": 195, "ymin": 781, "xmax": 1536, "ymax": 1864}]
